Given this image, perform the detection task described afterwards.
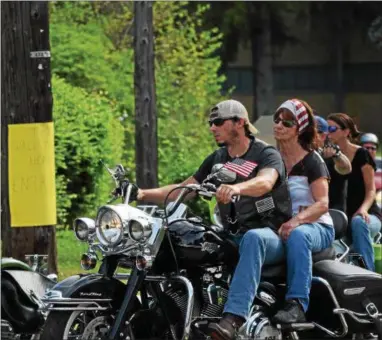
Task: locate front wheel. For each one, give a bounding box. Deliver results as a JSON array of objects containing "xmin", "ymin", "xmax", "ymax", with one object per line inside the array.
[
  {"xmin": 40, "ymin": 294, "xmax": 184, "ymax": 340},
  {"xmin": 40, "ymin": 309, "xmax": 115, "ymax": 340}
]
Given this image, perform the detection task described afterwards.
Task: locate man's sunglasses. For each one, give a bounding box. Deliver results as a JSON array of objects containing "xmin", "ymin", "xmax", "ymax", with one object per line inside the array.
[
  {"xmin": 273, "ymin": 117, "xmax": 297, "ymax": 128},
  {"xmin": 364, "ymin": 146, "xmax": 377, "ymax": 151},
  {"xmin": 328, "ymin": 125, "xmax": 342, "ymax": 133},
  {"xmin": 208, "ymin": 117, "xmax": 238, "ymax": 127}
]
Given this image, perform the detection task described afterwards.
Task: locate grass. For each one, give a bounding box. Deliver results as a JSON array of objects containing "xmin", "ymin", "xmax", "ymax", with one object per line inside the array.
[{"xmin": 56, "ymin": 229, "xmax": 130, "ymax": 281}]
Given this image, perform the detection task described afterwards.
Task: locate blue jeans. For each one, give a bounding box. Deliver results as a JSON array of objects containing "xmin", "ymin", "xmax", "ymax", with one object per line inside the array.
[
  {"xmin": 351, "ymin": 214, "xmax": 381, "ymax": 271},
  {"xmin": 223, "ymin": 223, "xmax": 334, "ymax": 320}
]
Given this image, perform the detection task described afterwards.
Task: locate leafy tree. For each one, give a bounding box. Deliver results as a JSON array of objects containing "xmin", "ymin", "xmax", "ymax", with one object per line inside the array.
[
  {"xmin": 309, "ymin": 2, "xmax": 382, "ymax": 111},
  {"xmin": 49, "ymin": 1, "xmax": 227, "ymax": 223},
  {"xmin": 369, "ymin": 16, "xmax": 382, "ymax": 49},
  {"xmin": 53, "ymin": 76, "xmax": 125, "ymax": 226},
  {"xmin": 189, "ymin": 1, "xmax": 308, "ymax": 119}
]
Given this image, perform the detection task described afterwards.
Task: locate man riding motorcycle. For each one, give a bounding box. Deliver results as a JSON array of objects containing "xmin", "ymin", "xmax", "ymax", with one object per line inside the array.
[{"xmin": 137, "ymin": 99, "xmax": 332, "ymax": 340}]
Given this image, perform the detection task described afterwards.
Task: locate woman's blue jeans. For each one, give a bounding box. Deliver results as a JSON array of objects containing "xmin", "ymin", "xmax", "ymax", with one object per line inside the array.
[
  {"xmin": 223, "ymin": 223, "xmax": 334, "ymax": 320},
  {"xmin": 351, "ymin": 214, "xmax": 381, "ymax": 271}
]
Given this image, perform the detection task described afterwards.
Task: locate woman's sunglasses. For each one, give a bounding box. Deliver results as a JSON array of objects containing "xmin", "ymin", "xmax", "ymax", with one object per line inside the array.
[
  {"xmin": 328, "ymin": 125, "xmax": 341, "ymax": 133},
  {"xmin": 364, "ymin": 146, "xmax": 377, "ymax": 151},
  {"xmin": 208, "ymin": 117, "xmax": 237, "ymax": 127},
  {"xmin": 273, "ymin": 117, "xmax": 297, "ymax": 128}
]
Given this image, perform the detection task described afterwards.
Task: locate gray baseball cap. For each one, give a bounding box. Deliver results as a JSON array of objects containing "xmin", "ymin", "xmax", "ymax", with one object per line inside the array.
[{"xmin": 209, "ymin": 99, "xmax": 258, "ymax": 134}]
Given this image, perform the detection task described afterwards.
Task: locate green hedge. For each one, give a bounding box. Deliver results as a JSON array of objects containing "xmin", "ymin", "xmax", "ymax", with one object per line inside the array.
[{"xmin": 53, "ymin": 76, "xmax": 125, "ymax": 227}]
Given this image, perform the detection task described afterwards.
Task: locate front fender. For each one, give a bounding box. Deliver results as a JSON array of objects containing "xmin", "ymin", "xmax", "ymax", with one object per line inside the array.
[
  {"xmin": 44, "ymin": 274, "xmax": 127, "ymax": 310},
  {"xmin": 1, "ymin": 257, "xmax": 32, "ymax": 271}
]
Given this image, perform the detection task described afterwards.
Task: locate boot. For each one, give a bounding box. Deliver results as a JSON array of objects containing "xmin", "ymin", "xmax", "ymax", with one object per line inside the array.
[
  {"xmin": 208, "ymin": 312, "xmax": 245, "ymax": 340},
  {"xmin": 271, "ymin": 299, "xmax": 306, "ymax": 324}
]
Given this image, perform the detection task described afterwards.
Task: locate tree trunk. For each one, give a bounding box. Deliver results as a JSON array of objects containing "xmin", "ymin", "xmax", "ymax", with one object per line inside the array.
[
  {"xmin": 252, "ymin": 5, "xmax": 274, "ymax": 119},
  {"xmin": 134, "ymin": 1, "xmax": 158, "ymax": 189},
  {"xmin": 1, "ymin": 1, "xmax": 57, "ymax": 274}
]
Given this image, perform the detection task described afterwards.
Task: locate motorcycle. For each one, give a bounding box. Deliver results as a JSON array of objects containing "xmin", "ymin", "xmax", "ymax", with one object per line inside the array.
[
  {"xmin": 39, "ymin": 163, "xmax": 382, "ymax": 339},
  {"xmin": 1, "ymin": 255, "xmax": 57, "ymax": 340}
]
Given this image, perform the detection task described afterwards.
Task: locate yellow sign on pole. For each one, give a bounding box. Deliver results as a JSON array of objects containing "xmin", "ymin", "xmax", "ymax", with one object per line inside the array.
[{"xmin": 8, "ymin": 122, "xmax": 57, "ymax": 227}]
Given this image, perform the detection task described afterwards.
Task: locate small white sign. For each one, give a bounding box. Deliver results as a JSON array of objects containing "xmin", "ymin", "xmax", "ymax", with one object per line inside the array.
[{"xmin": 30, "ymin": 51, "xmax": 51, "ymax": 58}]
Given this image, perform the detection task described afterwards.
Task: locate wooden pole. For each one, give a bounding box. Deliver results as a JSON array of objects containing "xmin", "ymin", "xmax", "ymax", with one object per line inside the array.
[
  {"xmin": 1, "ymin": 1, "xmax": 57, "ymax": 274},
  {"xmin": 134, "ymin": 1, "xmax": 158, "ymax": 189}
]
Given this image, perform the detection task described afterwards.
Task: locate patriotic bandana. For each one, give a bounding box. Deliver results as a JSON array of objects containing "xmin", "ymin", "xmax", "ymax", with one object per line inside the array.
[
  {"xmin": 276, "ymin": 99, "xmax": 309, "ymax": 134},
  {"xmin": 223, "ymin": 158, "xmax": 258, "ymax": 178}
]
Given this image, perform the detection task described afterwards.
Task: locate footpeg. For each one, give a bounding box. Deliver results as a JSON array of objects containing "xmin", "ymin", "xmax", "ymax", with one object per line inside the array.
[{"xmin": 276, "ymin": 322, "xmax": 315, "ymax": 331}]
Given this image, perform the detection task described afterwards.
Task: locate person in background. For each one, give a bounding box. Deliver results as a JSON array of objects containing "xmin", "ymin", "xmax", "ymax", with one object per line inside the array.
[
  {"xmin": 360, "ymin": 133, "xmax": 379, "ymax": 161},
  {"xmin": 327, "ymin": 113, "xmax": 382, "ymax": 271},
  {"xmin": 360, "ymin": 133, "xmax": 382, "ymax": 212},
  {"xmin": 360, "ymin": 133, "xmax": 381, "ymax": 197},
  {"xmin": 314, "ymin": 115, "xmax": 352, "ymax": 212}
]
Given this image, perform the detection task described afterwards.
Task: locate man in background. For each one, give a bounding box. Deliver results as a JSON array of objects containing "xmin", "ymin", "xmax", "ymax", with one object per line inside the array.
[{"xmin": 360, "ymin": 133, "xmax": 381, "ymax": 208}]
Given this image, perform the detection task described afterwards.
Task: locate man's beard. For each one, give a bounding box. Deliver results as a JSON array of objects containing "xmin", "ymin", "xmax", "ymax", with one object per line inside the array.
[{"xmin": 216, "ymin": 129, "xmax": 239, "ymax": 147}]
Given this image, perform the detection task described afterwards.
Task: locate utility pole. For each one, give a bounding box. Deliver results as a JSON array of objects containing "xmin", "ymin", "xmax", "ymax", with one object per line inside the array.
[
  {"xmin": 134, "ymin": 1, "xmax": 158, "ymax": 189},
  {"xmin": 1, "ymin": 2, "xmax": 57, "ymax": 273}
]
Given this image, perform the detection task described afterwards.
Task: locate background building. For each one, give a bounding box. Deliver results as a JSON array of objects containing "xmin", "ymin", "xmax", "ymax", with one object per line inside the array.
[{"xmin": 222, "ymin": 9, "xmax": 382, "ymax": 141}]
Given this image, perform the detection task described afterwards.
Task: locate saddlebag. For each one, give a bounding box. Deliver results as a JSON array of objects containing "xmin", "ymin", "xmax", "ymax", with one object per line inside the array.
[
  {"xmin": 1, "ymin": 270, "xmax": 48, "ymax": 333},
  {"xmin": 311, "ymin": 260, "xmax": 382, "ymax": 333}
]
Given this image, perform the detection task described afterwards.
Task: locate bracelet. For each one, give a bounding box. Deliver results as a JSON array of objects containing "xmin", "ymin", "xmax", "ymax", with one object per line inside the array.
[{"xmin": 333, "ymin": 150, "xmax": 342, "ymax": 159}]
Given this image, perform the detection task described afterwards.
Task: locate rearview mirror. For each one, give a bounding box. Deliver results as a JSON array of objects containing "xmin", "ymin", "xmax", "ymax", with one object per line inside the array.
[
  {"xmin": 211, "ymin": 163, "xmax": 236, "ymax": 183},
  {"xmin": 211, "ymin": 163, "xmax": 224, "ymax": 174},
  {"xmin": 216, "ymin": 167, "xmax": 237, "ymax": 183}
]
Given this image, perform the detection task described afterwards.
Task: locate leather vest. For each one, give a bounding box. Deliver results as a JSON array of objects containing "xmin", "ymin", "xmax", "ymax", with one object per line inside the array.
[{"xmin": 214, "ymin": 139, "xmax": 292, "ymax": 233}]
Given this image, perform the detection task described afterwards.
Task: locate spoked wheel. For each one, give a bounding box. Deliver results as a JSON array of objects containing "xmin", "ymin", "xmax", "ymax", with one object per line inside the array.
[
  {"xmin": 40, "ymin": 309, "xmax": 114, "ymax": 340},
  {"xmin": 40, "ymin": 295, "xmax": 183, "ymax": 340}
]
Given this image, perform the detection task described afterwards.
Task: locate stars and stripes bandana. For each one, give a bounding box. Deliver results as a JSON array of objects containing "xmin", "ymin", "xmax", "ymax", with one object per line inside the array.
[
  {"xmin": 223, "ymin": 158, "xmax": 258, "ymax": 178},
  {"xmin": 276, "ymin": 99, "xmax": 309, "ymax": 134}
]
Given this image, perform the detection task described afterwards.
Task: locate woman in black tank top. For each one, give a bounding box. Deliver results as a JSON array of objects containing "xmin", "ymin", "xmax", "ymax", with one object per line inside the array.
[{"xmin": 327, "ymin": 113, "xmax": 381, "ymax": 271}]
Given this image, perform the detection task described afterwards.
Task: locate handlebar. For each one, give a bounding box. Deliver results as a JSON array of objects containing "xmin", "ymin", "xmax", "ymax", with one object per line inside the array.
[{"xmin": 166, "ymin": 183, "xmax": 240, "ymax": 218}]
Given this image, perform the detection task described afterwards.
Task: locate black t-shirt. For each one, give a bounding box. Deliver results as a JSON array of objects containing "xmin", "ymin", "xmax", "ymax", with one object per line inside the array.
[
  {"xmin": 288, "ymin": 151, "xmax": 330, "ymax": 182},
  {"xmin": 287, "ymin": 151, "xmax": 332, "ymax": 226},
  {"xmin": 193, "ymin": 137, "xmax": 290, "ymax": 232},
  {"xmin": 324, "ymin": 157, "xmax": 347, "ymax": 212},
  {"xmin": 193, "ymin": 138, "xmax": 286, "ymax": 184},
  {"xmin": 347, "ymin": 147, "xmax": 381, "ymax": 220}
]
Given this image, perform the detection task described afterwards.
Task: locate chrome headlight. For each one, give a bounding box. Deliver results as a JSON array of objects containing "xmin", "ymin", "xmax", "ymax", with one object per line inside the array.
[
  {"xmin": 128, "ymin": 219, "xmax": 152, "ymax": 242},
  {"xmin": 96, "ymin": 207, "xmax": 124, "ymax": 246},
  {"xmin": 73, "ymin": 218, "xmax": 95, "ymax": 242}
]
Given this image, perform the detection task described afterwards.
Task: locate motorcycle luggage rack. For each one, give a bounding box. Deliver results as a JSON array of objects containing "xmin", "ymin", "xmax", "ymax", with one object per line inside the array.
[
  {"xmin": 311, "ymin": 276, "xmax": 349, "ymax": 337},
  {"xmin": 41, "ymin": 297, "xmax": 112, "ymax": 311},
  {"xmin": 333, "ymin": 308, "xmax": 382, "ymax": 324},
  {"xmin": 375, "ymin": 232, "xmax": 382, "ymax": 244}
]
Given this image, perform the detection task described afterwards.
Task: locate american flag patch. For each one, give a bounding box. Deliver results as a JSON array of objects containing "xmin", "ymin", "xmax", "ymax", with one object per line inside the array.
[
  {"xmin": 223, "ymin": 158, "xmax": 258, "ymax": 178},
  {"xmin": 255, "ymin": 196, "xmax": 275, "ymax": 213}
]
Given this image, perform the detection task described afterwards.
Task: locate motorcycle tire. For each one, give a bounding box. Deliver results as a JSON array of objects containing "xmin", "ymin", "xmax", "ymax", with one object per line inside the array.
[
  {"xmin": 39, "ymin": 299, "xmax": 140, "ymax": 340},
  {"xmin": 40, "ymin": 294, "xmax": 184, "ymax": 340}
]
